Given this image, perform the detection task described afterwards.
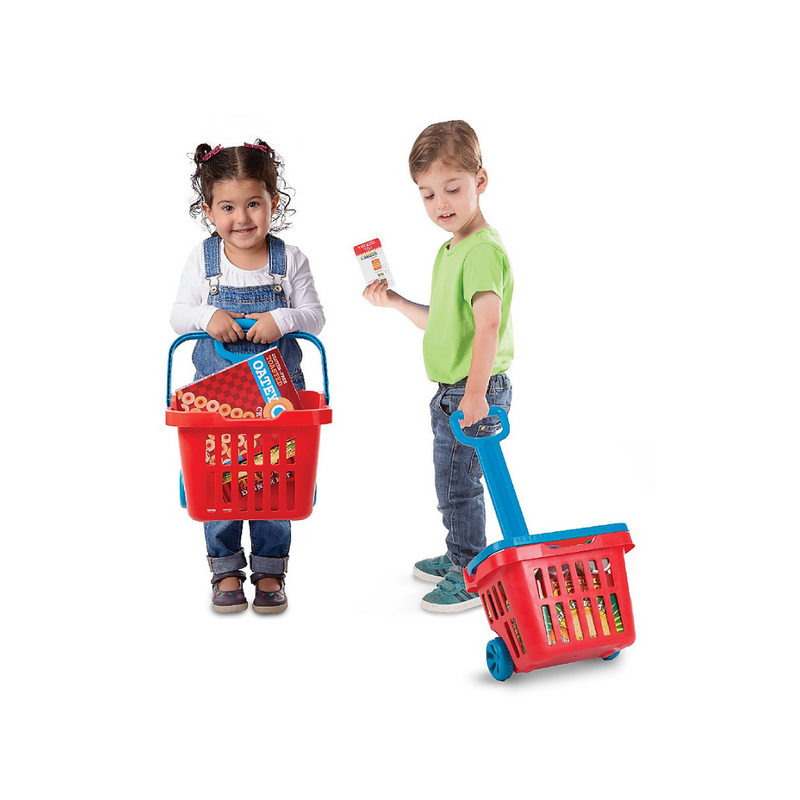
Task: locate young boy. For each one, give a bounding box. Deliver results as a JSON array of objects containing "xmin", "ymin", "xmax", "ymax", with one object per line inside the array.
[{"xmin": 363, "ymin": 120, "xmax": 514, "ymax": 612}]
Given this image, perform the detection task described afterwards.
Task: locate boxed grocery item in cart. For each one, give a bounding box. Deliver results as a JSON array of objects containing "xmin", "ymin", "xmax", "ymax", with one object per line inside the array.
[{"xmin": 174, "ymin": 346, "xmax": 302, "ymax": 418}]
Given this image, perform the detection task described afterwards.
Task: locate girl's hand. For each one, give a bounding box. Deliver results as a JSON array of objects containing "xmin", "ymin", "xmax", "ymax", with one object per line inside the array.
[
  {"xmin": 457, "ymin": 393, "xmax": 490, "ymax": 429},
  {"xmin": 206, "ymin": 309, "xmax": 245, "ymax": 343},
  {"xmin": 244, "ymin": 312, "xmax": 281, "ymax": 344},
  {"xmin": 362, "ymin": 280, "xmax": 399, "ymax": 309}
]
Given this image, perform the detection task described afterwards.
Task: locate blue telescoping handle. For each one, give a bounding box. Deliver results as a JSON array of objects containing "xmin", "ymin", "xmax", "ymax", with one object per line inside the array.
[
  {"xmin": 452, "ymin": 408, "xmax": 629, "ymax": 576},
  {"xmin": 166, "ymin": 319, "xmax": 329, "ymax": 407},
  {"xmin": 450, "ymin": 407, "xmax": 530, "ymax": 544}
]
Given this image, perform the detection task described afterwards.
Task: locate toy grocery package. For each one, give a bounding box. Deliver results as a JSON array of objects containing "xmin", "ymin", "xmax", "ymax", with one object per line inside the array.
[
  {"xmin": 354, "ymin": 238, "xmax": 395, "ymax": 288},
  {"xmin": 175, "ymin": 345, "xmax": 302, "ymax": 419}
]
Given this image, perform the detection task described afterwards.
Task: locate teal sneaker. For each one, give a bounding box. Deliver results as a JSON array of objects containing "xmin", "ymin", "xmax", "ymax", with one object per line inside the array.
[
  {"xmin": 421, "ymin": 570, "xmax": 481, "ymax": 613},
  {"xmin": 413, "ymin": 554, "xmax": 454, "ymax": 583}
]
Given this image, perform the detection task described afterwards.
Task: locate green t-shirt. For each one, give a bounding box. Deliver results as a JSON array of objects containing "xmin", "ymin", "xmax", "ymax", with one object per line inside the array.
[{"xmin": 422, "ymin": 227, "xmax": 514, "ymax": 384}]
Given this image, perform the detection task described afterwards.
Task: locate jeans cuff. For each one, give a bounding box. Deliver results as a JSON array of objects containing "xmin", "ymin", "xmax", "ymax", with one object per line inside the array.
[
  {"xmin": 249, "ymin": 555, "xmax": 288, "ymax": 576},
  {"xmin": 207, "ymin": 549, "xmax": 247, "ymax": 574},
  {"xmin": 445, "ymin": 554, "xmax": 463, "ymax": 570}
]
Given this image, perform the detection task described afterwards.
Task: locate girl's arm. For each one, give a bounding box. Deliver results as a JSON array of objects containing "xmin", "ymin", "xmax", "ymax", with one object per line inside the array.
[
  {"xmin": 362, "ymin": 280, "xmax": 430, "ymax": 330},
  {"xmin": 246, "ymin": 248, "xmax": 326, "ymax": 344},
  {"xmin": 170, "ymin": 270, "xmax": 220, "ymax": 335},
  {"xmin": 458, "ymin": 291, "xmax": 502, "ymax": 427},
  {"xmin": 171, "ymin": 259, "xmax": 246, "ymax": 342}
]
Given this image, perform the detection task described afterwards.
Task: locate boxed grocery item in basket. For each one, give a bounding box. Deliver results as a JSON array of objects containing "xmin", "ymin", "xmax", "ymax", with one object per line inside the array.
[{"xmin": 174, "ymin": 346, "xmax": 302, "ymax": 418}]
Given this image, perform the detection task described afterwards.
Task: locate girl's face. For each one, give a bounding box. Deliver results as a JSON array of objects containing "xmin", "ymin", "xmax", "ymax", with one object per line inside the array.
[
  {"xmin": 202, "ymin": 178, "xmax": 279, "ymax": 263},
  {"xmin": 415, "ymin": 161, "xmax": 488, "ymax": 245}
]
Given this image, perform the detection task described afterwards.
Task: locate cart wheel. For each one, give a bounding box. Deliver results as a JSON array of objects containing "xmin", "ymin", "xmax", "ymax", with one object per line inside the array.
[
  {"xmin": 602, "ymin": 651, "xmax": 620, "ymax": 661},
  {"xmin": 486, "ymin": 637, "xmax": 514, "ymax": 681},
  {"xmin": 179, "ymin": 471, "xmax": 187, "ymax": 509}
]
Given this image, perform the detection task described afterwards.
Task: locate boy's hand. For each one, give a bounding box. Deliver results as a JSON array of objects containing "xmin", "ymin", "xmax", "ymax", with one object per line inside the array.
[
  {"xmin": 457, "ymin": 393, "xmax": 490, "ymax": 428},
  {"xmin": 206, "ymin": 309, "xmax": 245, "ymax": 343},
  {"xmin": 362, "ymin": 279, "xmax": 399, "ymax": 309},
  {"xmin": 244, "ymin": 312, "xmax": 281, "ymax": 344}
]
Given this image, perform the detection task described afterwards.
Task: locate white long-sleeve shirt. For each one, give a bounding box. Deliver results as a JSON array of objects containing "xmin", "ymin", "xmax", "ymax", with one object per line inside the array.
[{"xmin": 170, "ymin": 239, "xmax": 325, "ymax": 337}]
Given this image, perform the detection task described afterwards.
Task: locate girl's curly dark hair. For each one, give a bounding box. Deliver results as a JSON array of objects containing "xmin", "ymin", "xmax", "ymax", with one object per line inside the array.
[{"xmin": 189, "ymin": 139, "xmax": 295, "ymax": 235}]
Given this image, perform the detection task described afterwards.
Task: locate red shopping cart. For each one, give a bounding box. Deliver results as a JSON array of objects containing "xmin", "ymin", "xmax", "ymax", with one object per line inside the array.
[
  {"xmin": 166, "ymin": 325, "xmax": 331, "ymax": 522},
  {"xmin": 451, "ymin": 408, "xmax": 636, "ymax": 681}
]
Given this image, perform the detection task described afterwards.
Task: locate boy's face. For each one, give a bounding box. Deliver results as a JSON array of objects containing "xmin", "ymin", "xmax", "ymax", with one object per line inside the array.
[{"xmin": 416, "ymin": 161, "xmax": 488, "ymax": 245}]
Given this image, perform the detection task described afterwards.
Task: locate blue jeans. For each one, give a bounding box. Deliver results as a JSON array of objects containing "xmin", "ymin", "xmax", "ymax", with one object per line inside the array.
[
  {"xmin": 430, "ymin": 373, "xmax": 512, "ymax": 569},
  {"xmin": 204, "ymin": 520, "xmax": 290, "ymax": 576}
]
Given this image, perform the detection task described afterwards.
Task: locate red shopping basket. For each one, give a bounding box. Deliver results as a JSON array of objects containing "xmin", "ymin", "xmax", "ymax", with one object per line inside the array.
[
  {"xmin": 451, "ymin": 408, "xmax": 636, "ymax": 681},
  {"xmin": 464, "ymin": 525, "xmax": 636, "ymax": 680},
  {"xmin": 165, "ymin": 329, "xmax": 331, "ymax": 522}
]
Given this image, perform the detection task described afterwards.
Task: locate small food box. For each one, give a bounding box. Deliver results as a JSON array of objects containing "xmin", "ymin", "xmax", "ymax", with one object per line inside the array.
[
  {"xmin": 174, "ymin": 346, "xmax": 302, "ymax": 419},
  {"xmin": 354, "ymin": 238, "xmax": 395, "ymax": 288}
]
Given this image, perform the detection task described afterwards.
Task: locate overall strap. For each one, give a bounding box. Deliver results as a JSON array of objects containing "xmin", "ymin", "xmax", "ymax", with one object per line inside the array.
[
  {"xmin": 203, "ymin": 236, "xmax": 222, "ymax": 278},
  {"xmin": 268, "ymin": 235, "xmax": 287, "ymax": 276}
]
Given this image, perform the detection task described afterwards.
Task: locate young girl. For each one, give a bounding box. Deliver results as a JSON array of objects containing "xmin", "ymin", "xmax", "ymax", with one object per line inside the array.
[{"xmin": 171, "ymin": 139, "xmax": 325, "ymax": 614}]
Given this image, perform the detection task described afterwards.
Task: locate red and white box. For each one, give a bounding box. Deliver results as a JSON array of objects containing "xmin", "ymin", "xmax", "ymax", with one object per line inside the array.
[
  {"xmin": 354, "ymin": 238, "xmax": 395, "ymax": 288},
  {"xmin": 174, "ymin": 346, "xmax": 302, "ymax": 419}
]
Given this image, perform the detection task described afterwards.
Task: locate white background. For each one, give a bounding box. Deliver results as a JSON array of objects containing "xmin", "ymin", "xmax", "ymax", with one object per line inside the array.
[{"xmin": 4, "ymin": 1, "xmax": 798, "ymax": 797}]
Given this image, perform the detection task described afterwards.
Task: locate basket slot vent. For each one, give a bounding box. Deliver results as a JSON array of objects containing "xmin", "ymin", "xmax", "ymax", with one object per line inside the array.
[
  {"xmin": 548, "ymin": 566, "xmax": 562, "ymax": 597},
  {"xmin": 237, "ymin": 470, "xmax": 248, "ymax": 512},
  {"xmin": 609, "ymin": 593, "xmax": 624, "ymax": 633},
  {"xmin": 487, "ymin": 591, "xmax": 498, "ymax": 621},
  {"xmin": 533, "ymin": 568, "xmax": 546, "ymax": 599},
  {"xmin": 603, "ymin": 557, "xmax": 615, "ymax": 587},
  {"xmin": 554, "ymin": 603, "xmax": 570, "ymax": 643},
  {"xmin": 497, "ymin": 581, "xmax": 510, "ymax": 613},
  {"xmin": 510, "ymin": 618, "xmax": 526, "ymax": 655},
  {"xmin": 562, "ymin": 564, "xmax": 575, "ymax": 594},
  {"xmin": 491, "ymin": 586, "xmax": 505, "ymax": 617},
  {"xmin": 253, "ymin": 468, "xmax": 264, "ymax": 512},
  {"xmin": 569, "ymin": 600, "xmax": 584, "ymax": 640},
  {"xmin": 582, "ymin": 598, "xmax": 598, "ymax": 638},
  {"xmin": 542, "ymin": 606, "xmax": 556, "ymax": 646},
  {"xmin": 575, "ymin": 561, "xmax": 586, "ymax": 591},
  {"xmin": 589, "ymin": 560, "xmax": 602, "ymax": 589},
  {"xmin": 481, "ymin": 594, "xmax": 494, "ymax": 623},
  {"xmin": 504, "ymin": 619, "xmax": 526, "ymax": 658},
  {"xmin": 504, "ymin": 621, "xmax": 519, "ymax": 657},
  {"xmin": 595, "ymin": 596, "xmax": 611, "ymax": 636}
]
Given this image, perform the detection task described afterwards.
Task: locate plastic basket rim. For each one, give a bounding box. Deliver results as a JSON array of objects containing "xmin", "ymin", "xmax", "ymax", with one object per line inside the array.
[
  {"xmin": 166, "ymin": 395, "xmax": 331, "ymax": 430},
  {"xmin": 467, "ymin": 523, "xmax": 631, "ymax": 576}
]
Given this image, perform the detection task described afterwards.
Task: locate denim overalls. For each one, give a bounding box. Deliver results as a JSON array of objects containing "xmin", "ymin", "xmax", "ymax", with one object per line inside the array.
[{"xmin": 195, "ymin": 234, "xmax": 304, "ymax": 578}]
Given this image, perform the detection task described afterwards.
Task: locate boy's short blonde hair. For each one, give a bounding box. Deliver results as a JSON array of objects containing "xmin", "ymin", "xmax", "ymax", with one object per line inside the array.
[{"xmin": 408, "ymin": 120, "xmax": 483, "ymax": 183}]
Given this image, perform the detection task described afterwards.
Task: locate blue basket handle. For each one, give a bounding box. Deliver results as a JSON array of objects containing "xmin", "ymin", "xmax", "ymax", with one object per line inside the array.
[
  {"xmin": 449, "ymin": 406, "xmax": 530, "ymax": 545},
  {"xmin": 450, "ymin": 405, "xmax": 511, "ymax": 445},
  {"xmin": 166, "ymin": 320, "xmax": 329, "ymax": 407},
  {"xmin": 212, "ymin": 318, "xmax": 256, "ymax": 364}
]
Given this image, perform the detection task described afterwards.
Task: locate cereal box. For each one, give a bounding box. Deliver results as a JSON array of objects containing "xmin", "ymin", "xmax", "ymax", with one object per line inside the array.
[{"xmin": 175, "ymin": 346, "xmax": 302, "ymax": 418}]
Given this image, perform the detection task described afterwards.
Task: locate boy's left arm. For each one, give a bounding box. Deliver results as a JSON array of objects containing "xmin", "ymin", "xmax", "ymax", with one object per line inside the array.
[{"xmin": 458, "ymin": 291, "xmax": 502, "ymax": 427}]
